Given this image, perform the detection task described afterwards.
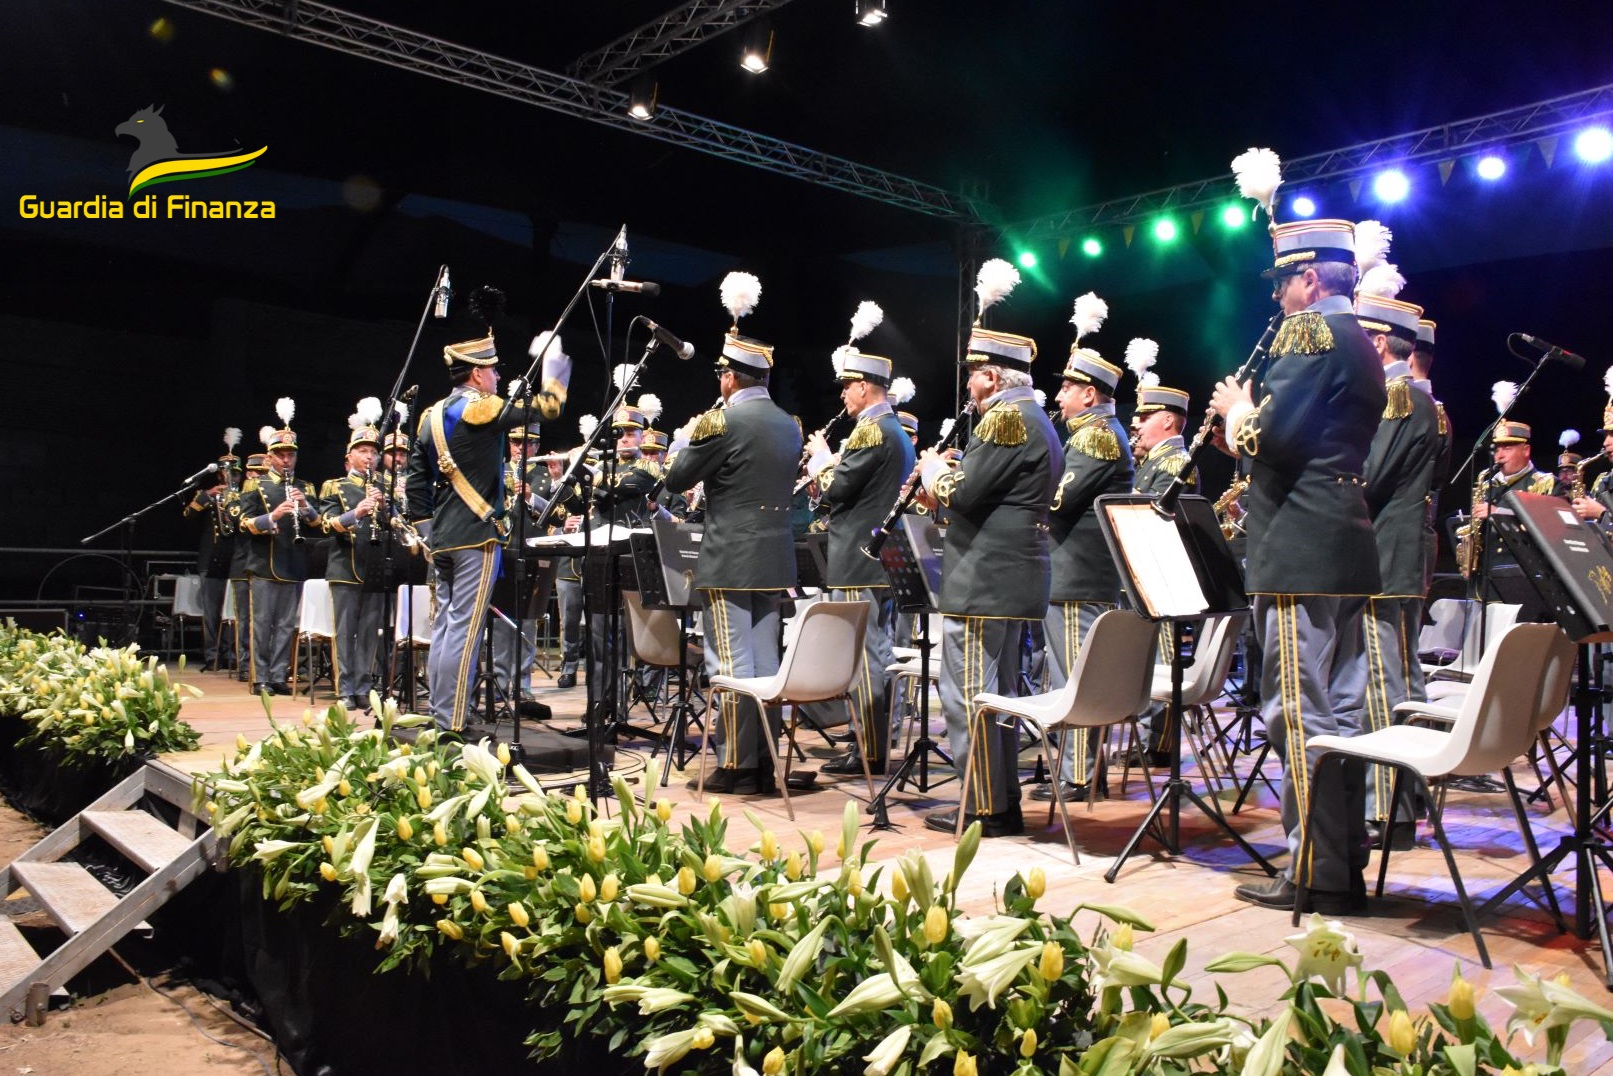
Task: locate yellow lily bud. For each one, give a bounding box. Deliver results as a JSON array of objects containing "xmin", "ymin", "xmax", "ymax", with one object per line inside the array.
[
  {"xmin": 587, "ymin": 835, "xmax": 607, "ymax": 863},
  {"xmin": 923, "ymin": 905, "xmax": 949, "ymax": 945},
  {"xmin": 678, "ymin": 866, "xmax": 697, "ymax": 895},
  {"xmin": 703, "ymin": 854, "xmax": 723, "ymax": 883},
  {"xmin": 846, "ymin": 865, "xmax": 864, "ymax": 897},
  {"xmin": 396, "ymin": 817, "xmax": 414, "ymax": 841},
  {"xmin": 320, "ymin": 862, "xmax": 338, "ymax": 882},
  {"xmin": 1448, "ymin": 975, "xmax": 1475, "ymax": 1020},
  {"xmin": 1038, "ymin": 941, "xmax": 1064, "ymax": 982},
  {"xmin": 432, "ymin": 893, "xmax": 448, "ymax": 905},
  {"xmin": 433, "ymin": 821, "xmax": 447, "ymax": 847},
  {"xmin": 321, "ymin": 835, "xmax": 335, "ymax": 856},
  {"xmin": 575, "ymin": 902, "xmax": 592, "ymax": 924},
  {"xmin": 508, "ymin": 901, "xmax": 530, "ymax": 928},
  {"xmin": 1387, "ymin": 1009, "xmax": 1416, "ymax": 1055},
  {"xmin": 436, "ymin": 919, "xmax": 463, "ymax": 940},
  {"xmin": 691, "ymin": 1027, "xmax": 715, "ymax": 1051},
  {"xmin": 759, "ymin": 830, "xmax": 779, "ymax": 862},
  {"xmin": 932, "ymin": 998, "xmax": 953, "ymax": 1029},
  {"xmin": 1020, "ymin": 1028, "xmax": 1037, "ymax": 1058},
  {"xmin": 496, "ymin": 741, "xmax": 511, "ymax": 766},
  {"xmin": 604, "ymin": 947, "xmax": 623, "ymax": 984},
  {"xmin": 236, "ymin": 733, "xmax": 249, "ymax": 752},
  {"xmin": 808, "ymin": 830, "xmax": 824, "ymax": 855},
  {"xmin": 337, "ymin": 778, "xmax": 352, "ymax": 798},
  {"xmin": 523, "ymin": 866, "xmax": 537, "ymax": 881},
  {"xmin": 762, "ymin": 1046, "xmax": 786, "ymax": 1075},
  {"xmin": 770, "ymin": 902, "xmax": 788, "ymax": 921},
  {"xmin": 462, "ymin": 847, "xmax": 485, "ymax": 871},
  {"xmin": 413, "ymin": 766, "xmax": 426, "ymax": 785},
  {"xmin": 505, "ymin": 814, "xmax": 521, "ymax": 834},
  {"xmin": 416, "ymin": 786, "xmax": 432, "ymax": 810},
  {"xmin": 890, "ymin": 868, "xmax": 908, "ymax": 903},
  {"xmin": 1114, "ymin": 923, "xmax": 1135, "ymax": 951},
  {"xmin": 565, "ymin": 799, "xmax": 583, "ymax": 825},
  {"xmin": 1150, "ymin": 1013, "xmax": 1171, "ymax": 1039},
  {"xmin": 574, "ymin": 783, "xmax": 588, "ymax": 801},
  {"xmin": 311, "ymin": 798, "xmax": 329, "ymax": 816},
  {"xmin": 953, "ymin": 1049, "xmax": 977, "ymax": 1076},
  {"xmin": 784, "ymin": 851, "xmax": 804, "ymax": 882},
  {"xmin": 532, "ymin": 846, "xmax": 550, "ymax": 871},
  {"xmin": 600, "ymin": 874, "xmax": 620, "ymax": 903},
  {"xmin": 502, "ymin": 931, "xmax": 519, "ymax": 959},
  {"xmin": 428, "ymin": 760, "xmax": 439, "ymax": 778},
  {"xmin": 644, "ymin": 936, "xmax": 661, "ymax": 963},
  {"xmin": 589, "ymin": 820, "xmax": 604, "ymax": 838},
  {"xmin": 470, "ymin": 889, "xmax": 489, "ymax": 915},
  {"xmin": 1026, "ymin": 867, "xmax": 1046, "ymax": 900},
  {"xmin": 749, "ymin": 938, "xmax": 768, "ymax": 967},
  {"xmin": 579, "ymin": 874, "xmax": 598, "ymax": 903},
  {"xmin": 655, "ymin": 798, "xmax": 673, "ymax": 823}
]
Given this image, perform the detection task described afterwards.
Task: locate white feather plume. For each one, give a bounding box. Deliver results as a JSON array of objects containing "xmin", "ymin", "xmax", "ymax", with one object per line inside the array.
[
  {"xmin": 831, "ymin": 344, "xmax": 855, "ymax": 380},
  {"xmin": 258, "ymin": 425, "xmax": 276, "ymax": 447},
  {"xmin": 223, "ymin": 427, "xmax": 242, "ymax": 449},
  {"xmin": 393, "ymin": 400, "xmax": 410, "ymax": 427},
  {"xmin": 1605, "ymin": 367, "xmax": 1613, "ymax": 398},
  {"xmin": 938, "ymin": 417, "xmax": 956, "ymax": 441},
  {"xmin": 1560, "ymin": 429, "xmax": 1581, "ymax": 449},
  {"xmin": 637, "ymin": 393, "xmax": 663, "ymax": 424},
  {"xmin": 1070, "ymin": 292, "xmax": 1108, "ymax": 343},
  {"xmin": 1140, "ymin": 371, "xmax": 1161, "ymax": 387},
  {"xmin": 612, "ymin": 363, "xmax": 637, "ymax": 392},
  {"xmin": 1491, "ymin": 381, "xmax": 1519, "ymax": 414},
  {"xmin": 1033, "ymin": 389, "xmax": 1047, "ymax": 408},
  {"xmin": 1123, "ymin": 338, "xmax": 1159, "ymax": 377},
  {"xmin": 1357, "ymin": 263, "xmax": 1406, "ymax": 299},
  {"xmin": 347, "ymin": 412, "xmax": 363, "ymax": 431},
  {"xmin": 849, "ymin": 300, "xmax": 884, "ymax": 343},
  {"xmin": 274, "ymin": 396, "xmax": 295, "ymax": 426},
  {"xmin": 578, "ymin": 414, "xmax": 598, "ymax": 440},
  {"xmin": 1231, "ymin": 147, "xmax": 1283, "ymax": 220},
  {"xmin": 974, "ymin": 258, "xmax": 1020, "ymax": 318},
  {"xmin": 1354, "ymin": 220, "xmax": 1393, "ymax": 275},
  {"xmin": 889, "ymin": 377, "xmax": 916, "ymax": 406},
  {"xmin": 355, "ymin": 396, "xmax": 383, "ymax": 428},
  {"xmin": 720, "ymin": 271, "xmax": 762, "ymax": 325}
]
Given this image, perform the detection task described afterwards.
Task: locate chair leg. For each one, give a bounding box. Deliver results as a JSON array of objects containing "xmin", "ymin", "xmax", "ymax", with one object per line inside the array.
[
  {"xmin": 763, "ymin": 696, "xmax": 793, "ymax": 822},
  {"xmin": 1501, "ymin": 765, "xmax": 1567, "ymax": 931},
  {"xmin": 290, "ymin": 635, "xmax": 300, "ymax": 696},
  {"xmin": 955, "ymin": 723, "xmax": 976, "ymax": 841},
  {"xmin": 1045, "ymin": 730, "xmax": 1072, "ymax": 829},
  {"xmin": 1042, "ymin": 724, "xmax": 1080, "ymax": 866},
  {"xmin": 1376, "ymin": 767, "xmax": 1408, "ymax": 899},
  {"xmin": 694, "ymin": 686, "xmax": 723, "ymax": 803},
  {"xmin": 1424, "ymin": 775, "xmax": 1492, "ymax": 969}
]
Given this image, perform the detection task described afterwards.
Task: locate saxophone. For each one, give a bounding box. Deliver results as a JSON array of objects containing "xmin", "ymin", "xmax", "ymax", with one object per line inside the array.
[
  {"xmin": 1213, "ymin": 473, "xmax": 1251, "ymax": 539},
  {"xmin": 1454, "ymin": 469, "xmax": 1493, "ymax": 579},
  {"xmin": 1573, "ymin": 451, "xmax": 1606, "ymax": 500}
]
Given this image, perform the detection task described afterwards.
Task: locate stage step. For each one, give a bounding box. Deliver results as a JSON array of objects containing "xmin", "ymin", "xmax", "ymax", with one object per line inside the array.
[{"xmin": 0, "ymin": 762, "xmax": 217, "ymax": 1025}]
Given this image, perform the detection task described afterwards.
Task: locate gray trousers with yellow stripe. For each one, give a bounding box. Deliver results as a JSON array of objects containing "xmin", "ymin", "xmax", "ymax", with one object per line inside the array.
[
  {"xmin": 330, "ymin": 583, "xmax": 384, "ymax": 702},
  {"xmin": 700, "ymin": 589, "xmax": 783, "ymax": 770},
  {"xmin": 248, "ymin": 578, "xmax": 298, "ymax": 686},
  {"xmin": 830, "ymin": 587, "xmax": 895, "ymax": 761},
  {"xmin": 1360, "ymin": 595, "xmax": 1424, "ymax": 822},
  {"xmin": 1044, "ymin": 600, "xmax": 1113, "ymax": 784},
  {"xmin": 1255, "ymin": 593, "xmax": 1370, "ymax": 892},
  {"xmin": 940, "ymin": 615, "xmax": 1024, "ymax": 816},
  {"xmin": 428, "ymin": 544, "xmax": 500, "ymax": 731}
]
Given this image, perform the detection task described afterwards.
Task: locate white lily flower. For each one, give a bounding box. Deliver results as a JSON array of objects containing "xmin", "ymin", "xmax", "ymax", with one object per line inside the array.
[
  {"xmin": 1241, "ymin": 1009, "xmax": 1292, "ymax": 1076},
  {"xmin": 777, "ymin": 918, "xmax": 830, "ymax": 993},
  {"xmin": 825, "ymin": 973, "xmax": 906, "ymax": 1019},
  {"xmin": 1496, "ymin": 967, "xmax": 1564, "ymax": 1046},
  {"xmin": 862, "ymin": 1024, "xmax": 911, "ymax": 1076},
  {"xmin": 251, "ymin": 839, "xmax": 302, "ymax": 862},
  {"xmin": 1145, "ymin": 1018, "xmax": 1238, "ymax": 1059},
  {"xmin": 643, "ymin": 1028, "xmax": 699, "ymax": 1071},
  {"xmin": 720, "ymin": 881, "xmax": 758, "ymax": 937},
  {"xmin": 424, "ymin": 792, "xmax": 472, "ymax": 825},
  {"xmin": 1320, "ymin": 1043, "xmax": 1349, "ymax": 1076},
  {"xmin": 1284, "ymin": 913, "xmax": 1363, "ymax": 994},
  {"xmin": 698, "ymin": 1012, "xmax": 740, "ymax": 1036},
  {"xmin": 382, "ymin": 873, "xmax": 407, "ymax": 906},
  {"xmin": 952, "ymin": 914, "xmax": 1030, "ymax": 946},
  {"xmin": 732, "ymin": 1037, "xmax": 760, "ymax": 1076},
  {"xmin": 958, "ymin": 917, "xmax": 1033, "ymax": 963},
  {"xmin": 377, "ymin": 902, "xmax": 400, "ymax": 947},
  {"xmin": 603, "ymin": 984, "xmax": 697, "ymax": 1014},
  {"xmin": 729, "ymin": 991, "xmax": 792, "ymax": 1023},
  {"xmin": 954, "ymin": 945, "xmax": 1039, "ymax": 1011},
  {"xmin": 1091, "ymin": 944, "xmax": 1179, "ymax": 993},
  {"xmin": 423, "ymin": 877, "xmax": 474, "ymax": 896},
  {"xmin": 458, "ymin": 739, "xmax": 504, "ymax": 786}
]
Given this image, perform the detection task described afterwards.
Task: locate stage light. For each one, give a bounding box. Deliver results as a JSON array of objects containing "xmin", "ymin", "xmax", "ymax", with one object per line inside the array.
[
  {"xmin": 855, "ymin": 0, "xmax": 888, "ymax": 26},
  {"xmin": 1153, "ymin": 218, "xmax": 1178, "ymax": 242},
  {"xmin": 1220, "ymin": 204, "xmax": 1246, "ymax": 228},
  {"xmin": 1081, "ymin": 237, "xmax": 1102, "ymax": 257},
  {"xmin": 627, "ymin": 81, "xmax": 658, "ymax": 121},
  {"xmin": 1017, "ymin": 250, "xmax": 1037, "ymax": 269},
  {"xmin": 208, "ymin": 67, "xmax": 235, "ymax": 91},
  {"xmin": 1575, "ymin": 126, "xmax": 1613, "ymax": 164},
  {"xmin": 1290, "ymin": 195, "xmax": 1317, "ymax": 218},
  {"xmin": 1373, "ymin": 169, "xmax": 1410, "ymax": 202},
  {"xmin": 148, "ymin": 16, "xmax": 175, "ymax": 43},
  {"xmin": 1476, "ymin": 154, "xmax": 1507, "ymax": 180},
  {"xmin": 740, "ymin": 29, "xmax": 774, "ymax": 74}
]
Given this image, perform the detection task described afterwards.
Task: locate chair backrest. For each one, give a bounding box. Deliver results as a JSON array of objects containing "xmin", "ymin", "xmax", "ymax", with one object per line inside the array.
[
  {"xmin": 1447, "ymin": 601, "xmax": 1520, "ymax": 676},
  {"xmin": 1060, "ymin": 609, "xmax": 1159, "ymax": 727},
  {"xmin": 171, "ymin": 575, "xmax": 205, "ymax": 619},
  {"xmin": 775, "ymin": 600, "xmax": 869, "ymax": 704},
  {"xmin": 221, "ymin": 581, "xmax": 237, "ymax": 623},
  {"xmin": 623, "ymin": 590, "xmax": 686, "ymax": 668},
  {"xmin": 1528, "ymin": 630, "xmax": 1576, "ymax": 737},
  {"xmin": 298, "ymin": 579, "xmax": 335, "ymax": 636},
  {"xmin": 781, "ymin": 593, "xmax": 825, "ymax": 650},
  {"xmin": 1431, "ymin": 622, "xmax": 1571, "ymax": 776},
  {"xmin": 394, "ymin": 584, "xmax": 431, "ymax": 646},
  {"xmin": 1164, "ymin": 613, "xmax": 1246, "ymax": 709},
  {"xmin": 1418, "ymin": 597, "xmax": 1472, "ymax": 656}
]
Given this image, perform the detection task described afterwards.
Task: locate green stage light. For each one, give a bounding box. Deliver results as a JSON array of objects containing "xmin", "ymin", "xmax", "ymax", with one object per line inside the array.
[
  {"xmin": 1153, "ymin": 218, "xmax": 1178, "ymax": 242},
  {"xmin": 1221, "ymin": 205, "xmax": 1246, "ymax": 228},
  {"xmin": 1081, "ymin": 237, "xmax": 1102, "ymax": 257},
  {"xmin": 1017, "ymin": 251, "xmax": 1038, "ymax": 269}
]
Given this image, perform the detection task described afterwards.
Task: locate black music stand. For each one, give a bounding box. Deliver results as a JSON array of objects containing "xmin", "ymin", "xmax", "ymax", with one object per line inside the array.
[
  {"xmin": 1483, "ymin": 490, "xmax": 1613, "ymax": 985},
  {"xmin": 868, "ymin": 515, "xmax": 953, "ymax": 830},
  {"xmin": 632, "ymin": 520, "xmax": 707, "ymax": 781},
  {"xmin": 1095, "ymin": 494, "xmax": 1275, "ymax": 882}
]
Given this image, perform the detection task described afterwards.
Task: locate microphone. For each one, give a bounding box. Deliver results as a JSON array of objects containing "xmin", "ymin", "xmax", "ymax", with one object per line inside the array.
[
  {"xmin": 590, "ymin": 278, "xmax": 661, "ymax": 295},
  {"xmin": 182, "ymin": 462, "xmax": 221, "ymax": 486},
  {"xmin": 400, "ymin": 384, "xmax": 419, "ymax": 406},
  {"xmin": 1520, "ymin": 334, "xmax": 1587, "ymax": 371},
  {"xmin": 644, "ymin": 319, "xmax": 696, "ymax": 360},
  {"xmin": 433, "ymin": 266, "xmax": 450, "ymax": 319},
  {"xmin": 609, "ymin": 224, "xmax": 628, "ymax": 282}
]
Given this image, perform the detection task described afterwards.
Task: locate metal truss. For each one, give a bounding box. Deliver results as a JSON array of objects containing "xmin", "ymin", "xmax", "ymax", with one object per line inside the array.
[
  {"xmin": 160, "ymin": 0, "xmax": 983, "ymax": 223},
  {"xmin": 568, "ymin": 0, "xmax": 796, "ymax": 88},
  {"xmin": 1004, "ymin": 83, "xmax": 1613, "ymax": 242}
]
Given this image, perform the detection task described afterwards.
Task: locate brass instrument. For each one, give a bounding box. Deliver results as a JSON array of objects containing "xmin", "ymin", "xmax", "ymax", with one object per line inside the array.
[
  {"xmin": 863, "ymin": 400, "xmax": 975, "ymax": 559},
  {"xmin": 1573, "ymin": 451, "xmax": 1606, "ymax": 501},
  {"xmin": 390, "ymin": 515, "xmax": 431, "ymax": 556},
  {"xmin": 1213, "ymin": 473, "xmax": 1250, "ymax": 539},
  {"xmin": 793, "ymin": 407, "xmax": 848, "ymax": 494},
  {"xmin": 1454, "ymin": 467, "xmax": 1495, "ymax": 579}
]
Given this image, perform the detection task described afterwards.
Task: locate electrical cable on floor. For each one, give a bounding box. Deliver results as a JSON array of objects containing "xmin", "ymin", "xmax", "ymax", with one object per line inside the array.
[{"xmin": 104, "ymin": 947, "xmax": 276, "ymax": 1076}]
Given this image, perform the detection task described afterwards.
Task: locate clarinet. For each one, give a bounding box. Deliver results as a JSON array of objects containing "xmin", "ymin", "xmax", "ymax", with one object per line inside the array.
[
  {"xmin": 1154, "ymin": 313, "xmax": 1283, "ymax": 518},
  {"xmin": 862, "ymin": 400, "xmax": 976, "ymax": 560},
  {"xmin": 366, "ymin": 464, "xmax": 381, "ymax": 546},
  {"xmin": 792, "ymin": 407, "xmax": 848, "ymax": 494},
  {"xmin": 286, "ymin": 465, "xmax": 305, "ymax": 545}
]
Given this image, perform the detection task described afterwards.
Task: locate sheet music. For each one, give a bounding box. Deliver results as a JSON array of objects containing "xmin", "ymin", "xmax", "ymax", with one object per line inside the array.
[
  {"xmin": 526, "ymin": 525, "xmax": 644, "ymax": 550},
  {"xmin": 1106, "ymin": 504, "xmax": 1208, "ymax": 618}
]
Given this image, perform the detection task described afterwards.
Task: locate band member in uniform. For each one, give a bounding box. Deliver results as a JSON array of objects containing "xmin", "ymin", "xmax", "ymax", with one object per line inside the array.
[
  {"xmin": 1470, "ymin": 419, "xmax": 1560, "ymax": 577},
  {"xmin": 1556, "ymin": 432, "xmax": 1584, "ymax": 498},
  {"xmin": 664, "ymin": 272, "xmax": 801, "ymax": 795},
  {"xmin": 1035, "ymin": 337, "xmax": 1133, "ymax": 803},
  {"xmin": 1410, "ymin": 318, "xmax": 1451, "ymax": 590},
  {"xmin": 1571, "ymin": 380, "xmax": 1613, "ymax": 529},
  {"xmin": 1354, "ymin": 290, "xmax": 1440, "ymax": 846},
  {"xmin": 804, "ymin": 347, "xmax": 915, "ymax": 776},
  {"xmin": 1210, "ymin": 218, "xmax": 1382, "ymax": 914},
  {"xmin": 230, "ymin": 451, "xmax": 268, "ymax": 680},
  {"xmin": 320, "ymin": 403, "xmax": 388, "ymax": 711},
  {"xmin": 240, "ymin": 404, "xmax": 318, "ymax": 695},
  {"xmin": 406, "ymin": 327, "xmax": 570, "ymax": 737},
  {"xmin": 918, "ymin": 318, "xmax": 1060, "ymax": 837},
  {"xmin": 183, "ymin": 428, "xmax": 243, "ymax": 670},
  {"xmin": 1131, "ymin": 384, "xmax": 1197, "ymax": 496},
  {"xmin": 553, "ymin": 432, "xmax": 594, "ymax": 690}
]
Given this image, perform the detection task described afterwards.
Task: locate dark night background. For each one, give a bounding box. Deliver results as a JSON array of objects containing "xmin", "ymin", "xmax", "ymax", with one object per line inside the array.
[{"xmin": 2, "ymin": 0, "xmax": 1612, "ymax": 607}]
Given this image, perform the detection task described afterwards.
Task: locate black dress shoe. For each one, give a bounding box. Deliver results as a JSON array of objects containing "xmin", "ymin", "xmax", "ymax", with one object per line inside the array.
[
  {"xmin": 251, "ymin": 682, "xmax": 267, "ymax": 696},
  {"xmin": 517, "ymin": 699, "xmax": 552, "ymax": 721},
  {"xmin": 556, "ymin": 670, "xmax": 577, "ymax": 689},
  {"xmin": 821, "ymin": 751, "xmax": 885, "ymax": 776},
  {"xmin": 1234, "ymin": 875, "xmax": 1367, "ymax": 916},
  {"xmin": 756, "ymin": 766, "xmax": 818, "ymax": 793},
  {"xmin": 1029, "ymin": 781, "xmax": 1099, "ymax": 803},
  {"xmin": 1366, "ymin": 820, "xmax": 1416, "ymax": 851},
  {"xmin": 923, "ymin": 804, "xmax": 1025, "ymax": 839},
  {"xmin": 689, "ymin": 768, "xmax": 761, "ymax": 795}
]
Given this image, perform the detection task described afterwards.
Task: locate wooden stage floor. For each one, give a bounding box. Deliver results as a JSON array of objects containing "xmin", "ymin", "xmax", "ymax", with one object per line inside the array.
[{"xmin": 158, "ymin": 662, "xmax": 1613, "ymax": 1071}]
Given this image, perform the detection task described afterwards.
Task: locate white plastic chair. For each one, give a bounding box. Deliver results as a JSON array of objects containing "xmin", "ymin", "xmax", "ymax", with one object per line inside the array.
[
  {"xmin": 394, "ymin": 584, "xmax": 433, "ymax": 649},
  {"xmin": 1294, "ymin": 622, "xmax": 1572, "ymax": 968},
  {"xmin": 1423, "ymin": 601, "xmax": 1520, "ymax": 684},
  {"xmin": 1146, "ymin": 613, "xmax": 1247, "ymax": 796},
  {"xmin": 696, "ymin": 600, "xmax": 870, "ymax": 820},
  {"xmin": 623, "ymin": 590, "xmax": 705, "ymax": 777},
  {"xmin": 961, "ymin": 609, "xmax": 1157, "ymax": 860},
  {"xmin": 290, "ymin": 579, "xmax": 335, "ymax": 698},
  {"xmin": 220, "ymin": 582, "xmax": 238, "ymax": 667},
  {"xmin": 167, "ymin": 575, "xmax": 205, "ymax": 658},
  {"xmin": 1417, "ymin": 597, "xmax": 1472, "ymax": 664}
]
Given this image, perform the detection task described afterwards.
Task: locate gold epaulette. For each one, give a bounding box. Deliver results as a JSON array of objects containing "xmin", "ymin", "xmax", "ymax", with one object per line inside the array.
[
  {"xmin": 844, "ymin": 420, "xmax": 883, "ymax": 451},
  {"xmin": 1069, "ymin": 422, "xmax": 1120, "ymax": 461},
  {"xmin": 463, "ymin": 393, "xmax": 505, "ymax": 425},
  {"xmin": 973, "ymin": 403, "xmax": 1026, "ymax": 446},
  {"xmin": 1435, "ymin": 401, "xmax": 1450, "ymax": 437},
  {"xmin": 1159, "ymin": 454, "xmax": 1189, "ymax": 478},
  {"xmin": 241, "ymin": 477, "xmax": 259, "ymax": 494},
  {"xmin": 1271, "ymin": 310, "xmax": 1333, "ymax": 356},
  {"xmin": 691, "ymin": 407, "xmax": 727, "ymax": 441},
  {"xmin": 1528, "ymin": 473, "xmax": 1557, "ymax": 495},
  {"xmin": 319, "ymin": 478, "xmax": 342, "ymax": 497},
  {"xmin": 1383, "ymin": 378, "xmax": 1413, "ymax": 420}
]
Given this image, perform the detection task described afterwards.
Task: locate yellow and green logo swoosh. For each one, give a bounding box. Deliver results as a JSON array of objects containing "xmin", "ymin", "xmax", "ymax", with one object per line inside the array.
[{"xmin": 128, "ymin": 146, "xmax": 268, "ymax": 198}]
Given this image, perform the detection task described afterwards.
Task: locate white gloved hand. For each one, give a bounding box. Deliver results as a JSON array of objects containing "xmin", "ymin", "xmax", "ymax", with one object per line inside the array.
[{"xmin": 530, "ymin": 333, "xmax": 572, "ymax": 391}]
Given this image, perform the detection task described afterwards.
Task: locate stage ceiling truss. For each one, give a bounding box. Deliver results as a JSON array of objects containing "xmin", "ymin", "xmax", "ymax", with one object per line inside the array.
[{"xmin": 567, "ymin": 0, "xmax": 798, "ymax": 88}]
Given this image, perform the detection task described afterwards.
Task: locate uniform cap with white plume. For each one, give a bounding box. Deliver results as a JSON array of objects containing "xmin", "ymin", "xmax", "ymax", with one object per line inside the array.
[
  {"xmin": 1356, "ymin": 264, "xmax": 1406, "ymax": 300},
  {"xmin": 346, "ymin": 395, "xmax": 383, "ymax": 451},
  {"xmin": 720, "ymin": 271, "xmax": 762, "ymax": 331},
  {"xmin": 1231, "ymin": 147, "xmax": 1283, "ymax": 224},
  {"xmin": 258, "ymin": 425, "xmax": 276, "ymax": 449},
  {"xmin": 219, "ymin": 426, "xmax": 243, "ymax": 467},
  {"xmin": 267, "ymin": 397, "xmax": 298, "ymax": 451},
  {"xmin": 1560, "ymin": 429, "xmax": 1582, "ymax": 449},
  {"xmin": 973, "ymin": 259, "xmax": 1020, "ymax": 322},
  {"xmin": 1355, "ymin": 293, "xmax": 1422, "ymax": 341},
  {"xmin": 577, "ymin": 414, "xmax": 599, "ymax": 440},
  {"xmin": 1558, "ymin": 429, "xmax": 1585, "ymax": 468},
  {"xmin": 637, "ymin": 393, "xmax": 663, "ymax": 425},
  {"xmin": 717, "ymin": 271, "xmax": 772, "ymax": 375},
  {"xmin": 612, "ymin": 363, "xmax": 637, "ymax": 392}
]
